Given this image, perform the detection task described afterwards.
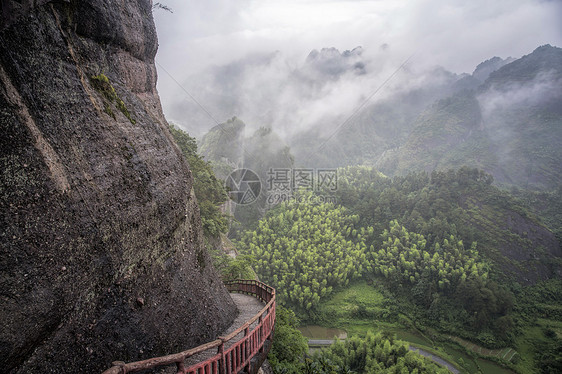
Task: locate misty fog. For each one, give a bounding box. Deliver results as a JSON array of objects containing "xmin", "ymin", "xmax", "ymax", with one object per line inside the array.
[{"xmin": 153, "ymin": 0, "xmax": 562, "ymax": 142}]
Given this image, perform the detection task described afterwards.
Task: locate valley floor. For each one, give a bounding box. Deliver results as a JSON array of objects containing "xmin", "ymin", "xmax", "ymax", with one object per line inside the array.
[{"xmin": 301, "ymin": 281, "xmax": 523, "ymax": 374}]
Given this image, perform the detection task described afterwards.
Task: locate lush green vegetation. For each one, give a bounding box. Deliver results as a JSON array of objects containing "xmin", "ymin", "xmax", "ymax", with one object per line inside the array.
[
  {"xmin": 169, "ymin": 124, "xmax": 229, "ymax": 237},
  {"xmin": 199, "ymin": 44, "xmax": 562, "ymax": 374},
  {"xmin": 370, "ymin": 220, "xmax": 487, "ymax": 298},
  {"xmin": 329, "ymin": 166, "xmax": 562, "ymax": 348},
  {"xmin": 318, "ymin": 281, "xmax": 396, "ymax": 329},
  {"xmin": 511, "ymin": 186, "xmax": 562, "ymax": 246},
  {"xmin": 195, "ymin": 50, "xmax": 562, "ymax": 371},
  {"xmin": 309, "ymin": 332, "xmax": 449, "ymax": 374},
  {"xmin": 368, "ymin": 220, "xmax": 514, "ymax": 340},
  {"xmin": 312, "ymin": 282, "xmax": 517, "ymax": 374},
  {"xmin": 268, "ymin": 309, "xmax": 451, "ymax": 374},
  {"xmin": 331, "ymin": 166, "xmax": 553, "ymax": 284},
  {"xmin": 210, "ymin": 250, "xmax": 256, "ymax": 281},
  {"xmin": 90, "ymin": 73, "xmax": 136, "ymax": 124},
  {"xmin": 237, "ymin": 201, "xmax": 367, "ymax": 314},
  {"xmin": 268, "ymin": 305, "xmax": 309, "ymax": 373},
  {"xmin": 239, "ymin": 167, "xmax": 530, "ymax": 345},
  {"xmin": 232, "ymin": 164, "xmax": 561, "ymax": 373},
  {"xmin": 511, "ymin": 279, "xmax": 562, "ymax": 374}
]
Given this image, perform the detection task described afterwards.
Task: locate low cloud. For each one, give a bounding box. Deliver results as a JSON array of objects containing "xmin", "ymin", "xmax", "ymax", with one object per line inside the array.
[
  {"xmin": 153, "ymin": 0, "xmax": 562, "ymax": 137},
  {"xmin": 164, "ymin": 47, "xmax": 446, "ymax": 139},
  {"xmin": 478, "ymin": 70, "xmax": 562, "ymax": 116}
]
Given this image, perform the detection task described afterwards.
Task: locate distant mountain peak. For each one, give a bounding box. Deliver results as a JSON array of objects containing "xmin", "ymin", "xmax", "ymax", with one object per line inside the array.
[
  {"xmin": 343, "ymin": 46, "xmax": 364, "ymax": 56},
  {"xmin": 533, "ymin": 44, "xmax": 554, "ymax": 52},
  {"xmin": 481, "ymin": 44, "xmax": 562, "ymax": 90},
  {"xmin": 305, "ymin": 46, "xmax": 366, "ymax": 76},
  {"xmin": 472, "ymin": 56, "xmax": 514, "ymax": 82},
  {"xmin": 306, "ymin": 46, "xmax": 363, "ymax": 62}
]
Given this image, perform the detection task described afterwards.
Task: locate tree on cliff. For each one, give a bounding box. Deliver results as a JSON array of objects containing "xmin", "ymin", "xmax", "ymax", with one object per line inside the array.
[{"xmin": 170, "ymin": 124, "xmax": 229, "ymax": 237}]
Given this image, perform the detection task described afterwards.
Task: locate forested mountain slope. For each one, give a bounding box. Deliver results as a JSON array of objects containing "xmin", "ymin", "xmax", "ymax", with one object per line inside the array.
[
  {"xmin": 289, "ymin": 65, "xmax": 467, "ymax": 168},
  {"xmin": 236, "ymin": 167, "xmax": 560, "ymax": 354},
  {"xmin": 333, "ymin": 167, "xmax": 561, "ymax": 283},
  {"xmin": 376, "ymin": 45, "xmax": 562, "ymax": 190}
]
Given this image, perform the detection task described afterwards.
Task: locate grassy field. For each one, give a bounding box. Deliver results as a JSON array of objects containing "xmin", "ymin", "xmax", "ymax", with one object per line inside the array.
[
  {"xmin": 308, "ymin": 281, "xmax": 517, "ymax": 374},
  {"xmin": 511, "ymin": 317, "xmax": 561, "ymax": 374},
  {"xmin": 321, "ymin": 281, "xmax": 388, "ymax": 314},
  {"xmin": 448, "ymin": 335, "xmax": 517, "ymax": 361}
]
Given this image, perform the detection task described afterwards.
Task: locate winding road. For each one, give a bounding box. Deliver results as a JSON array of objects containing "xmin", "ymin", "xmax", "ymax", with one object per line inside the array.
[{"xmin": 409, "ymin": 345, "xmax": 460, "ymax": 374}]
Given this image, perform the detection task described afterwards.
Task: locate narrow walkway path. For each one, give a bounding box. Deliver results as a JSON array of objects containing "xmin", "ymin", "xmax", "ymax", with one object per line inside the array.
[{"xmin": 185, "ymin": 293, "xmax": 265, "ymax": 367}]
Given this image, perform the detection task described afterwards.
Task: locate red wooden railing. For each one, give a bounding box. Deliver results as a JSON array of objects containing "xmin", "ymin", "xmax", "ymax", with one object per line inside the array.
[{"xmin": 101, "ymin": 280, "xmax": 276, "ymax": 374}]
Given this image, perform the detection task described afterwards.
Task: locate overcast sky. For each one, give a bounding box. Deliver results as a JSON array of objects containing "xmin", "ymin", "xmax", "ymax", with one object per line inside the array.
[{"xmin": 152, "ymin": 0, "xmax": 562, "ymax": 134}]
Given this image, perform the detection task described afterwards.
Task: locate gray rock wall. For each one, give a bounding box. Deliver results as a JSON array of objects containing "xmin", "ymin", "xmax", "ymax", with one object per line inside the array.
[{"xmin": 0, "ymin": 1, "xmax": 236, "ymax": 372}]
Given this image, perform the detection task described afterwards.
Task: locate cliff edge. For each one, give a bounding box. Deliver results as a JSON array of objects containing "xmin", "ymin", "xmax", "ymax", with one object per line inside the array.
[{"xmin": 0, "ymin": 1, "xmax": 236, "ymax": 372}]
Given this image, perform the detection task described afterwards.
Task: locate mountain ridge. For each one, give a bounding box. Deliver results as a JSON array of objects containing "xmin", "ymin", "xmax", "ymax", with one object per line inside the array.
[{"xmin": 373, "ymin": 44, "xmax": 562, "ymax": 191}]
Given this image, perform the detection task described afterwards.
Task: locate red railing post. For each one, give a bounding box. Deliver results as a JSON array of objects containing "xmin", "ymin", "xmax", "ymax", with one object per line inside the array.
[
  {"xmin": 258, "ymin": 314, "xmax": 263, "ymax": 354},
  {"xmin": 218, "ymin": 340, "xmax": 226, "ymax": 374},
  {"xmin": 244, "ymin": 326, "xmax": 250, "ymax": 373}
]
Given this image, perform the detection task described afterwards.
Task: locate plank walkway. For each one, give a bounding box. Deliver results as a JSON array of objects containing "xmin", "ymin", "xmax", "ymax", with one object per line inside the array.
[
  {"xmin": 102, "ymin": 280, "xmax": 275, "ymax": 374},
  {"xmin": 184, "ymin": 293, "xmax": 266, "ymax": 367}
]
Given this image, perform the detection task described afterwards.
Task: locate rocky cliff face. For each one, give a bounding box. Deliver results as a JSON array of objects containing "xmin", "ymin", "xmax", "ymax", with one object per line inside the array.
[{"xmin": 0, "ymin": 1, "xmax": 236, "ymax": 372}]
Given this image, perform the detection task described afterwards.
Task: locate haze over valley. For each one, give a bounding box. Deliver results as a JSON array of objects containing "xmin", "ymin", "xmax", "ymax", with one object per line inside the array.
[
  {"xmin": 1, "ymin": 1, "xmax": 561, "ymax": 373},
  {"xmin": 153, "ymin": 3, "xmax": 562, "ymax": 373}
]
